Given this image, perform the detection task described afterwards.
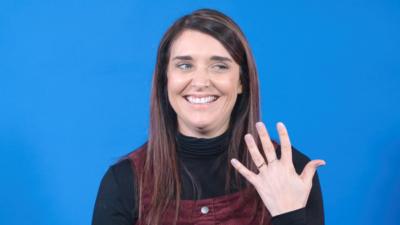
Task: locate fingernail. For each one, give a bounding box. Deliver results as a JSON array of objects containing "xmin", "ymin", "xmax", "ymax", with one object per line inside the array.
[{"xmin": 231, "ymin": 158, "xmax": 238, "ymax": 165}]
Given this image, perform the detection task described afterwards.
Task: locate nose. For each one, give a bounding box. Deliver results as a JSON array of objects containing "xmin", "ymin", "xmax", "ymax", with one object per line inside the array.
[{"xmin": 190, "ymin": 69, "xmax": 211, "ymax": 88}]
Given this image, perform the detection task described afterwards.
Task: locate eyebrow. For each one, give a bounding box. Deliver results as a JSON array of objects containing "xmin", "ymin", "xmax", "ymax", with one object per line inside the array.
[
  {"xmin": 210, "ymin": 55, "xmax": 233, "ymax": 62},
  {"xmin": 171, "ymin": 55, "xmax": 233, "ymax": 62}
]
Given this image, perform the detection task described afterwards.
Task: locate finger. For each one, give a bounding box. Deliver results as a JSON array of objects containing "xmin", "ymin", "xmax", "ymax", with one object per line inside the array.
[
  {"xmin": 300, "ymin": 160, "xmax": 326, "ymax": 184},
  {"xmin": 244, "ymin": 134, "xmax": 267, "ymax": 170},
  {"xmin": 277, "ymin": 122, "xmax": 293, "ymax": 164},
  {"xmin": 255, "ymin": 122, "xmax": 278, "ymax": 164},
  {"xmin": 231, "ymin": 158, "xmax": 257, "ymax": 184}
]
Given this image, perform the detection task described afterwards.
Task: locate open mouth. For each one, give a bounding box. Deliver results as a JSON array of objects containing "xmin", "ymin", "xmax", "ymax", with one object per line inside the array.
[{"xmin": 184, "ymin": 95, "xmax": 219, "ymax": 104}]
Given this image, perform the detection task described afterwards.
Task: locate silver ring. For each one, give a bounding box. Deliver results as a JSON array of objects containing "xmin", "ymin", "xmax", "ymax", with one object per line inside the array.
[{"xmin": 257, "ymin": 161, "xmax": 266, "ymax": 169}]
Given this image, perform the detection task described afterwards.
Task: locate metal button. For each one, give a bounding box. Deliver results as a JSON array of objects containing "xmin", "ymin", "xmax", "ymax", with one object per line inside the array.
[{"xmin": 200, "ymin": 206, "xmax": 209, "ymax": 214}]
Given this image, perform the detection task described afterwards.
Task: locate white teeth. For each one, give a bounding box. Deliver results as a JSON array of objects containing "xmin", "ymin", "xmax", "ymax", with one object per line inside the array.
[{"xmin": 186, "ymin": 96, "xmax": 217, "ymax": 104}]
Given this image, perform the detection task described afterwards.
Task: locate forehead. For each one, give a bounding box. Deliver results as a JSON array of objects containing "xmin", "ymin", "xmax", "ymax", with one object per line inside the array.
[{"xmin": 169, "ymin": 30, "xmax": 232, "ymax": 59}]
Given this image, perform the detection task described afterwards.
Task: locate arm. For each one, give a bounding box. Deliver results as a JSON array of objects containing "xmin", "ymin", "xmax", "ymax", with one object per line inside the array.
[{"xmin": 92, "ymin": 160, "xmax": 138, "ymax": 225}]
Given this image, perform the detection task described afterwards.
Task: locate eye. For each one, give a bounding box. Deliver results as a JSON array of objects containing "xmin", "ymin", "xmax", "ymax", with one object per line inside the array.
[
  {"xmin": 211, "ymin": 63, "xmax": 229, "ymax": 72},
  {"xmin": 176, "ymin": 63, "xmax": 193, "ymax": 71}
]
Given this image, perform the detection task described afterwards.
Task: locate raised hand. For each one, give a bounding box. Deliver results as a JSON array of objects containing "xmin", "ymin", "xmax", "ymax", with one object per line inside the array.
[{"xmin": 230, "ymin": 122, "xmax": 325, "ymax": 216}]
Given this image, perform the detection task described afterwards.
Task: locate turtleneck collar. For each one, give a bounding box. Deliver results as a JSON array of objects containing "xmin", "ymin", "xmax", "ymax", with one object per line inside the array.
[{"xmin": 176, "ymin": 130, "xmax": 230, "ymax": 158}]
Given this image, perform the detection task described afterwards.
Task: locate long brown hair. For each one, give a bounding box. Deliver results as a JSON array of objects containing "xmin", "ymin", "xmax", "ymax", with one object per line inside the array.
[{"xmin": 135, "ymin": 8, "xmax": 265, "ymax": 225}]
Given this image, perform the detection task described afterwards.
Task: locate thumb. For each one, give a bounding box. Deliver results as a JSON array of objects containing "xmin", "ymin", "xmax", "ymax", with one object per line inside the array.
[{"xmin": 300, "ymin": 159, "xmax": 326, "ymax": 183}]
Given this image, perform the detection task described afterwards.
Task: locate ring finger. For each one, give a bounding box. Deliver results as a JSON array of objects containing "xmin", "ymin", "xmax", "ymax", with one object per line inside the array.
[{"xmin": 244, "ymin": 134, "xmax": 267, "ymax": 171}]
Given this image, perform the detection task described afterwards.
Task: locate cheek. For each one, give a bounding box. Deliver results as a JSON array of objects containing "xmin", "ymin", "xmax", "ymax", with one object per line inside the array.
[
  {"xmin": 167, "ymin": 73, "xmax": 188, "ymax": 103},
  {"xmin": 218, "ymin": 77, "xmax": 241, "ymax": 96},
  {"xmin": 216, "ymin": 67, "xmax": 241, "ymax": 93},
  {"xmin": 168, "ymin": 76, "xmax": 182, "ymax": 93}
]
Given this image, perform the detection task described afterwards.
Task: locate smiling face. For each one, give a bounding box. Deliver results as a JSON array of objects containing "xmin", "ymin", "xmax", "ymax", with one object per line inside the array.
[{"xmin": 167, "ymin": 30, "xmax": 242, "ymax": 138}]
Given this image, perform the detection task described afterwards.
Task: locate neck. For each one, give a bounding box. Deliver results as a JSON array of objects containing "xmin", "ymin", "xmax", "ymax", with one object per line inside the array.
[{"xmin": 176, "ymin": 129, "xmax": 230, "ymax": 158}]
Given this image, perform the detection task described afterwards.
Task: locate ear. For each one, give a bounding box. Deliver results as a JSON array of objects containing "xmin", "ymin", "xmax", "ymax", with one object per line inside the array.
[{"xmin": 237, "ymin": 82, "xmax": 243, "ymax": 94}]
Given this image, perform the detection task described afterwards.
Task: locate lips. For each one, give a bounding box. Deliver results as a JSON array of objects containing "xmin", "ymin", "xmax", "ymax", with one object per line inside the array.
[{"xmin": 184, "ymin": 95, "xmax": 219, "ymax": 104}]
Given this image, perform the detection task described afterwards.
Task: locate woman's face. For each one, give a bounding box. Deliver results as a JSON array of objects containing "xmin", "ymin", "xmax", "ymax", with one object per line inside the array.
[{"xmin": 167, "ymin": 30, "xmax": 242, "ymax": 138}]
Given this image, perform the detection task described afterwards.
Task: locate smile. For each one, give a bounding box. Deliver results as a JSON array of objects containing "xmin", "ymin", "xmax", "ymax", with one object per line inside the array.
[{"xmin": 184, "ymin": 96, "xmax": 219, "ymax": 104}]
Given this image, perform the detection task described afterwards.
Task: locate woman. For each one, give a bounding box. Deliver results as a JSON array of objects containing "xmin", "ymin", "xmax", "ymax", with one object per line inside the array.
[{"xmin": 92, "ymin": 8, "xmax": 325, "ymax": 225}]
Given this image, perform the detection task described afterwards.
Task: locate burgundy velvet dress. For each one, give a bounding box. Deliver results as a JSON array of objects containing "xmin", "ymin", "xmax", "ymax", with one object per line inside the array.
[{"xmin": 129, "ymin": 145, "xmax": 272, "ymax": 225}]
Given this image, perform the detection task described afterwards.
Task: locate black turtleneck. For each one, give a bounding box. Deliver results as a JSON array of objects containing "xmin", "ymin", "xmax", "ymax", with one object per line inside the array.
[
  {"xmin": 176, "ymin": 131, "xmax": 239, "ymax": 200},
  {"xmin": 92, "ymin": 132, "xmax": 324, "ymax": 225}
]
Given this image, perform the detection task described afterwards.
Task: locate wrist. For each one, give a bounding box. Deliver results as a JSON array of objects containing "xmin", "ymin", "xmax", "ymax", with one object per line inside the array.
[
  {"xmin": 270, "ymin": 208, "xmax": 307, "ymax": 225},
  {"xmin": 269, "ymin": 204, "xmax": 305, "ymax": 217}
]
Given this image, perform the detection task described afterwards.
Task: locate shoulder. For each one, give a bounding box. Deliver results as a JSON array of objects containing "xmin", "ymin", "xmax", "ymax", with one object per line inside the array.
[
  {"xmin": 126, "ymin": 142, "xmax": 148, "ymax": 161},
  {"xmin": 108, "ymin": 158, "xmax": 134, "ymax": 187},
  {"xmin": 94, "ymin": 158, "xmax": 135, "ymax": 206},
  {"xmin": 96, "ymin": 145, "xmax": 147, "ymax": 204},
  {"xmin": 99, "ymin": 142, "xmax": 148, "ymax": 195},
  {"xmin": 110, "ymin": 142, "xmax": 148, "ymax": 183}
]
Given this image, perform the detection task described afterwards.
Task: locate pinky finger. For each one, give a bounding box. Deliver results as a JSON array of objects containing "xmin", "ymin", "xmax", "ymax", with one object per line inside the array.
[{"xmin": 231, "ymin": 158, "xmax": 257, "ymax": 184}]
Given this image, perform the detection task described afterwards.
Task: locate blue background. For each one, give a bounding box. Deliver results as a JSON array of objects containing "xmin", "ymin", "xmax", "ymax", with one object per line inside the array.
[{"xmin": 1, "ymin": 1, "xmax": 399, "ymax": 224}]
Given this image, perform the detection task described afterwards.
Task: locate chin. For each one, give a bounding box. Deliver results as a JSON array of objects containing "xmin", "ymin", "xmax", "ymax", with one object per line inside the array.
[
  {"xmin": 181, "ymin": 118, "xmax": 215, "ymax": 133},
  {"xmin": 191, "ymin": 121, "xmax": 214, "ymax": 130}
]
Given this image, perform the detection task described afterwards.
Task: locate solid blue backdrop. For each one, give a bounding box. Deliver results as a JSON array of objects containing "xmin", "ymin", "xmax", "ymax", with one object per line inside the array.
[{"xmin": 0, "ymin": 1, "xmax": 399, "ymax": 225}]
